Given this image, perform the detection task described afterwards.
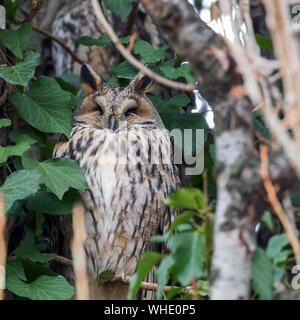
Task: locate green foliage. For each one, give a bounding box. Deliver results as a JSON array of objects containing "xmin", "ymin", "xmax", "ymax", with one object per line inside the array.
[
  {"xmin": 251, "ymin": 248, "xmax": 274, "ymax": 300},
  {"xmin": 168, "ymin": 231, "xmax": 205, "ymax": 286},
  {"xmin": 158, "ymin": 62, "xmax": 196, "ymax": 84},
  {"xmin": 98, "ymin": 270, "xmax": 116, "ymax": 286},
  {"xmin": 254, "ymin": 118, "xmax": 271, "ymax": 141},
  {"xmin": 255, "ymin": 34, "xmax": 273, "ymax": 51},
  {"xmin": 77, "ymin": 34, "xmax": 130, "ymax": 46},
  {"xmin": 251, "ymin": 233, "xmax": 292, "ymax": 299},
  {"xmin": 26, "ymin": 189, "xmax": 81, "ymax": 215},
  {"xmin": 0, "ymin": 50, "xmax": 41, "ymax": 86},
  {"xmin": 156, "ymin": 256, "xmax": 175, "ymax": 299},
  {"xmin": 0, "ymin": 118, "xmax": 11, "ymax": 128},
  {"xmin": 0, "ymin": 134, "xmax": 37, "ymax": 163},
  {"xmin": 112, "ymin": 61, "xmax": 138, "ymax": 79},
  {"xmin": 291, "ymin": 191, "xmax": 300, "ymax": 208},
  {"xmin": 4, "ymin": 0, "xmax": 22, "ymax": 22},
  {"xmin": 13, "ymin": 245, "xmax": 53, "ymax": 263},
  {"xmin": 6, "ymin": 275, "xmax": 74, "ymax": 300},
  {"xmin": 266, "ymin": 233, "xmax": 289, "ymax": 259},
  {"xmin": 128, "ymin": 252, "xmax": 163, "ymax": 299},
  {"xmin": 134, "ymin": 40, "xmax": 168, "ymax": 63},
  {"xmin": 0, "ymin": 23, "xmax": 32, "ymax": 59},
  {"xmin": 165, "ymin": 188, "xmax": 204, "ymax": 210},
  {"xmin": 104, "ymin": 0, "xmax": 136, "ymax": 20},
  {"xmin": 10, "ymin": 76, "xmax": 72, "ymax": 137},
  {"xmin": 194, "ymin": 0, "xmax": 203, "ymax": 10},
  {"xmin": 262, "ymin": 211, "xmax": 274, "ymax": 232},
  {"xmin": 148, "ymin": 94, "xmax": 208, "ymax": 156},
  {"xmin": 0, "ymin": 169, "xmax": 41, "ymax": 212},
  {"xmin": 38, "ymin": 159, "xmax": 87, "ymax": 199},
  {"xmin": 129, "ymin": 188, "xmax": 211, "ymax": 300}
]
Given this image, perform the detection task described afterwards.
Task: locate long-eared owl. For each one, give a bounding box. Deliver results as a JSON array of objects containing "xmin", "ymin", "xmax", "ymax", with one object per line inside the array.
[{"xmin": 53, "ymin": 64, "xmax": 179, "ymax": 299}]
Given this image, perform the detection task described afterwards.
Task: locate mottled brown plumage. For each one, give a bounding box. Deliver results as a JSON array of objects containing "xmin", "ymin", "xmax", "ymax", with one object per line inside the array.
[{"xmin": 53, "ymin": 65, "xmax": 179, "ymax": 299}]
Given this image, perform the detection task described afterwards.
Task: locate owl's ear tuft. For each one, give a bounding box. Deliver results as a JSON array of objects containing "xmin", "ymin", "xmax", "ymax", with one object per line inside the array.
[
  {"xmin": 130, "ymin": 71, "xmax": 153, "ymax": 93},
  {"xmin": 80, "ymin": 64, "xmax": 102, "ymax": 93}
]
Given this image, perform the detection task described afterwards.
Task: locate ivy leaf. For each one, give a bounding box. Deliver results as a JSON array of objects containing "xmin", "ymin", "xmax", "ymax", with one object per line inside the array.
[
  {"xmin": 21, "ymin": 149, "xmax": 39, "ymax": 170},
  {"xmin": 6, "ymin": 200, "xmax": 25, "ymax": 218},
  {"xmin": 104, "ymin": 0, "xmax": 136, "ymax": 20},
  {"xmin": 0, "ymin": 118, "xmax": 11, "ymax": 128},
  {"xmin": 6, "ymin": 259, "xmax": 27, "ymax": 281},
  {"xmin": 38, "ymin": 158, "xmax": 87, "ymax": 200},
  {"xmin": 77, "ymin": 34, "xmax": 130, "ymax": 46},
  {"xmin": 26, "ymin": 189, "xmax": 82, "ymax": 215},
  {"xmin": 6, "ymin": 275, "xmax": 74, "ymax": 300},
  {"xmin": 0, "ymin": 169, "xmax": 41, "ymax": 212},
  {"xmin": 112, "ymin": 61, "xmax": 138, "ymax": 79},
  {"xmin": 9, "ymin": 126, "xmax": 46, "ymax": 147},
  {"xmin": 134, "ymin": 40, "xmax": 168, "ymax": 63},
  {"xmin": 13, "ymin": 245, "xmax": 53, "ymax": 263},
  {"xmin": 0, "ymin": 23, "xmax": 32, "ymax": 59},
  {"xmin": 22, "ymin": 260, "xmax": 58, "ymax": 283},
  {"xmin": 55, "ymin": 77, "xmax": 77, "ymax": 96},
  {"xmin": 251, "ymin": 248, "xmax": 274, "ymax": 300},
  {"xmin": 0, "ymin": 134, "xmax": 36, "ymax": 164},
  {"xmin": 128, "ymin": 252, "xmax": 163, "ymax": 299},
  {"xmin": 168, "ymin": 231, "xmax": 205, "ymax": 286},
  {"xmin": 165, "ymin": 188, "xmax": 204, "ymax": 210},
  {"xmin": 0, "ymin": 51, "xmax": 41, "ymax": 86},
  {"xmin": 10, "ymin": 76, "xmax": 72, "ymax": 137},
  {"xmin": 168, "ymin": 94, "xmax": 191, "ymax": 107}
]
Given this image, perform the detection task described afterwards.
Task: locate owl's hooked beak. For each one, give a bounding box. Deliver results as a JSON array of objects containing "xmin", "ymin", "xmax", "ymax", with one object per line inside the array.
[{"xmin": 109, "ymin": 115, "xmax": 117, "ymax": 131}]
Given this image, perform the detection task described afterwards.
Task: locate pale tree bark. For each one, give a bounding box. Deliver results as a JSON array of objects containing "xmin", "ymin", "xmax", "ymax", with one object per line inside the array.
[{"xmin": 140, "ymin": 0, "xmax": 297, "ymax": 299}]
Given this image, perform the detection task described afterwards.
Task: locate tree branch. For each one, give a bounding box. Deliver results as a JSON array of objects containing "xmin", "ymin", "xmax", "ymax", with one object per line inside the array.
[
  {"xmin": 260, "ymin": 145, "xmax": 300, "ymax": 265},
  {"xmin": 21, "ymin": 0, "xmax": 45, "ymax": 23},
  {"xmin": 91, "ymin": 0, "xmax": 195, "ymax": 92},
  {"xmin": 31, "ymin": 26, "xmax": 84, "ymax": 65}
]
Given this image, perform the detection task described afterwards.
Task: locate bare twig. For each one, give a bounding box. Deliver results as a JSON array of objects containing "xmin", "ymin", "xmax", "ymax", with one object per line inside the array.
[
  {"xmin": 263, "ymin": 0, "xmax": 300, "ymax": 144},
  {"xmin": 120, "ymin": 277, "xmax": 193, "ymax": 295},
  {"xmin": 47, "ymin": 254, "xmax": 72, "ymax": 266},
  {"xmin": 260, "ymin": 145, "xmax": 300, "ymax": 265},
  {"xmin": 121, "ymin": 0, "xmax": 139, "ymax": 37},
  {"xmin": 191, "ymin": 277, "xmax": 198, "ymax": 300},
  {"xmin": 21, "ymin": 0, "xmax": 45, "ymax": 23},
  {"xmin": 31, "ymin": 26, "xmax": 84, "ymax": 65},
  {"xmin": 127, "ymin": 31, "xmax": 138, "ymax": 53},
  {"xmin": 0, "ymin": 193, "xmax": 6, "ymax": 300},
  {"xmin": 71, "ymin": 204, "xmax": 89, "ymax": 300},
  {"xmin": 91, "ymin": 0, "xmax": 196, "ymax": 92}
]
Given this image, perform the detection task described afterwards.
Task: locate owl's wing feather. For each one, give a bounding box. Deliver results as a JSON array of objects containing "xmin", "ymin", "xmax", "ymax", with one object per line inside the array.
[{"xmin": 53, "ymin": 141, "xmax": 69, "ymax": 158}]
